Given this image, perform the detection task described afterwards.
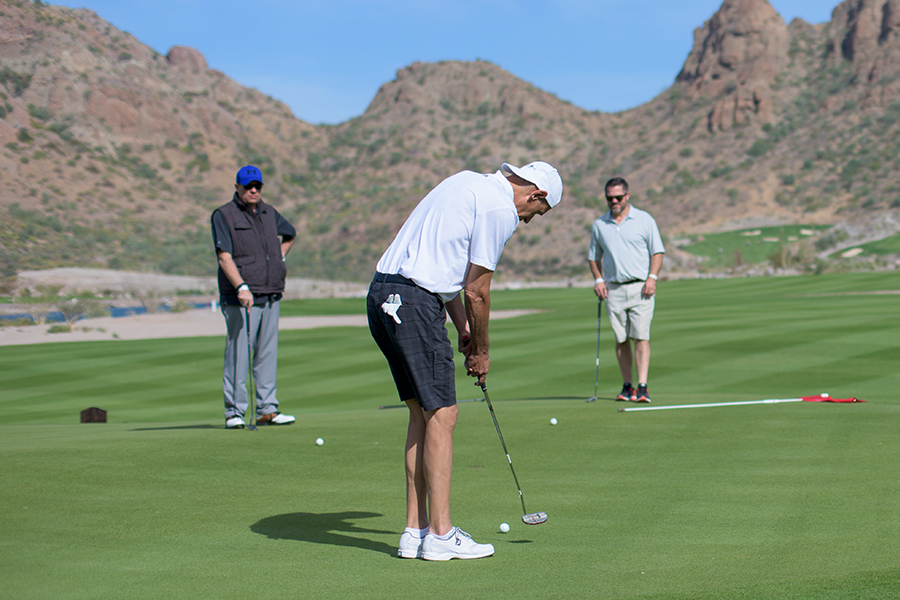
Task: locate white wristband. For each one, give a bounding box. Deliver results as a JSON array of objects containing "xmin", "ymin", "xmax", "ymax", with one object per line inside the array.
[
  {"xmin": 594, "ymin": 278, "xmax": 604, "ymax": 285},
  {"xmin": 237, "ymin": 284, "xmax": 250, "ymax": 292},
  {"xmin": 648, "ymin": 274, "xmax": 658, "ymax": 281}
]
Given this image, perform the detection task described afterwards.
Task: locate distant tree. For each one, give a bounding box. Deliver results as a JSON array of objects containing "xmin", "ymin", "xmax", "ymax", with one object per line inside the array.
[{"xmin": 16, "ymin": 285, "xmax": 61, "ymax": 325}]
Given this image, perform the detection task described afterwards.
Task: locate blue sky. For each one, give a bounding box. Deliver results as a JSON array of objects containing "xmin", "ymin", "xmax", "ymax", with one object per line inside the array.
[{"xmin": 51, "ymin": 0, "xmax": 836, "ymax": 125}]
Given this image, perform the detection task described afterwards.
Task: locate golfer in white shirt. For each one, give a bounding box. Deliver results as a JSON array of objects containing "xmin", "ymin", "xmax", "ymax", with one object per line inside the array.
[{"xmin": 368, "ymin": 161, "xmax": 563, "ymax": 560}]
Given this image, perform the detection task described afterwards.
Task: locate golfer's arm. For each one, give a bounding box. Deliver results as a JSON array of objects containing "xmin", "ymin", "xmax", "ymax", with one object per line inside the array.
[
  {"xmin": 445, "ymin": 294, "xmax": 469, "ymax": 337},
  {"xmin": 217, "ymin": 250, "xmax": 245, "ymax": 289},
  {"xmin": 464, "ymin": 264, "xmax": 493, "ymax": 354},
  {"xmin": 589, "ymin": 259, "xmax": 603, "ymax": 280},
  {"xmin": 649, "ymin": 253, "xmax": 664, "ymax": 278}
]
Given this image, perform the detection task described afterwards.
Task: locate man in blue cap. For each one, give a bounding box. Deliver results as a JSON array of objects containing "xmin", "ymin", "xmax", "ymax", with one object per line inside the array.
[{"xmin": 211, "ymin": 165, "xmax": 297, "ymax": 429}]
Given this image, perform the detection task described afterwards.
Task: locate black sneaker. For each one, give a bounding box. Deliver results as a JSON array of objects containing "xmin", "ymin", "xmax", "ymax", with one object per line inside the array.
[
  {"xmin": 635, "ymin": 384, "xmax": 651, "ymax": 403},
  {"xmin": 616, "ymin": 383, "xmax": 635, "ymax": 402}
]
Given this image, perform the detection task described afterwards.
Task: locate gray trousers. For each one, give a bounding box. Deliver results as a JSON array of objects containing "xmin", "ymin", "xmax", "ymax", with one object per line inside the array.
[{"xmin": 222, "ymin": 300, "xmax": 281, "ymax": 419}]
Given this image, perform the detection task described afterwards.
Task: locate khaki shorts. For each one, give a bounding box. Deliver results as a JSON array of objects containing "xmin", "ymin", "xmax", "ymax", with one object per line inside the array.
[{"xmin": 605, "ymin": 281, "xmax": 655, "ymax": 343}]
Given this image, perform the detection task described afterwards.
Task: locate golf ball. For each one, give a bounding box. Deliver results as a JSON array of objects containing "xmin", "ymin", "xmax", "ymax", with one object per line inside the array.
[
  {"xmin": 499, "ymin": 522, "xmax": 510, "ymax": 533},
  {"xmin": 315, "ymin": 438, "xmax": 324, "ymax": 446},
  {"xmin": 550, "ymin": 418, "xmax": 558, "ymax": 425}
]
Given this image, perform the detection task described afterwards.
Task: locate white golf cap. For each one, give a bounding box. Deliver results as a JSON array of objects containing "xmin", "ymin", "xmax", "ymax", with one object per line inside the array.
[{"xmin": 501, "ymin": 161, "xmax": 563, "ymax": 208}]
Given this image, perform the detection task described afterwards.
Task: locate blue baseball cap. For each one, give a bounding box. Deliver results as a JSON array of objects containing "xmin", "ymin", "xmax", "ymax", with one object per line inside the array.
[{"xmin": 236, "ymin": 165, "xmax": 263, "ymax": 186}]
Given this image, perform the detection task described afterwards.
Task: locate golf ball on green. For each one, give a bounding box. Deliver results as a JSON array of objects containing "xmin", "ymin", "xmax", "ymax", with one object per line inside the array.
[
  {"xmin": 499, "ymin": 522, "xmax": 510, "ymax": 533},
  {"xmin": 316, "ymin": 438, "xmax": 324, "ymax": 446},
  {"xmin": 550, "ymin": 418, "xmax": 558, "ymax": 425}
]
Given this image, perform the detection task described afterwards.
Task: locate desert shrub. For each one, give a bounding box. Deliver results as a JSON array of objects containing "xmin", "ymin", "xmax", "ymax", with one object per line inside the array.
[
  {"xmin": 57, "ymin": 297, "xmax": 106, "ymax": 326},
  {"xmin": 814, "ymin": 229, "xmax": 849, "ymax": 251},
  {"xmin": 26, "ymin": 104, "xmax": 53, "ymax": 120},
  {"xmin": 169, "ymin": 300, "xmax": 191, "ymax": 313},
  {"xmin": 710, "ymin": 164, "xmax": 733, "ymax": 179},
  {"xmin": 0, "ymin": 67, "xmax": 32, "ymax": 95},
  {"xmin": 841, "ymin": 159, "xmax": 863, "ymax": 188},
  {"xmin": 747, "ymin": 138, "xmax": 774, "ymax": 157}
]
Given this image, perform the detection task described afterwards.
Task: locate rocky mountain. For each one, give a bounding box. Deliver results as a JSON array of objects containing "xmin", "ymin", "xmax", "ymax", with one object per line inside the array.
[{"xmin": 1, "ymin": 0, "xmax": 899, "ymax": 287}]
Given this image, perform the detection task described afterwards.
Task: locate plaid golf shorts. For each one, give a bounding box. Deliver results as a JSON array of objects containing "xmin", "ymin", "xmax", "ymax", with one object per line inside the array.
[{"xmin": 367, "ymin": 274, "xmax": 456, "ymax": 412}]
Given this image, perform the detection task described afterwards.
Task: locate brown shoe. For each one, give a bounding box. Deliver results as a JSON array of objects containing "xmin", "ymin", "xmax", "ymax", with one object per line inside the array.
[{"xmin": 256, "ymin": 412, "xmax": 296, "ymax": 425}]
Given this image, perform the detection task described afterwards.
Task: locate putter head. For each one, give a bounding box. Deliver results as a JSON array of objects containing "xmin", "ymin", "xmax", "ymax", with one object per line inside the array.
[
  {"xmin": 246, "ymin": 423, "xmax": 258, "ymax": 431},
  {"xmin": 586, "ymin": 396, "xmax": 597, "ymax": 403},
  {"xmin": 522, "ymin": 511, "xmax": 548, "ymax": 525}
]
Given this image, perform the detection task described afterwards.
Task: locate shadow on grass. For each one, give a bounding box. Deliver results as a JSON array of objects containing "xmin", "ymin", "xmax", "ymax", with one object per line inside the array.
[
  {"xmin": 378, "ymin": 396, "xmax": 594, "ymax": 409},
  {"xmin": 585, "ymin": 396, "xmax": 619, "ymax": 403},
  {"xmin": 130, "ymin": 424, "xmax": 221, "ymax": 431},
  {"xmin": 131, "ymin": 424, "xmax": 225, "ymax": 431},
  {"xmin": 515, "ymin": 395, "xmax": 603, "ymax": 401},
  {"xmin": 251, "ymin": 511, "xmax": 396, "ymax": 555}
]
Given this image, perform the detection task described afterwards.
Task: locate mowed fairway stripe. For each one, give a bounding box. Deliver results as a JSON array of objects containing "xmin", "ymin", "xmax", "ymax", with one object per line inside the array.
[{"xmin": 1, "ymin": 272, "xmax": 899, "ymax": 599}]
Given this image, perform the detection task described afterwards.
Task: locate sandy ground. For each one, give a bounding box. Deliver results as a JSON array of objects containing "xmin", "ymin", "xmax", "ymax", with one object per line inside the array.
[
  {"xmin": 14, "ymin": 268, "xmax": 369, "ymax": 299},
  {"xmin": 0, "ymin": 308, "xmax": 537, "ymax": 346}
]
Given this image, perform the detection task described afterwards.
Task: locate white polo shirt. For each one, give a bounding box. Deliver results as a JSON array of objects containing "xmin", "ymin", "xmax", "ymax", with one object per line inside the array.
[
  {"xmin": 376, "ymin": 170, "xmax": 519, "ymax": 300},
  {"xmin": 588, "ymin": 206, "xmax": 665, "ymax": 283}
]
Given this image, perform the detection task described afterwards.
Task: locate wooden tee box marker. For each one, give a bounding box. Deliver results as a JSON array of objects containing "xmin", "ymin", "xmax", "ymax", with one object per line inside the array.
[{"xmin": 80, "ymin": 407, "xmax": 107, "ymax": 423}]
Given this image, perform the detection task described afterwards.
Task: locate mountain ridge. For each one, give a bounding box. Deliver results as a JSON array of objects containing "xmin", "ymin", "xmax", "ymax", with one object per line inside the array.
[{"xmin": 0, "ymin": 0, "xmax": 898, "ymax": 286}]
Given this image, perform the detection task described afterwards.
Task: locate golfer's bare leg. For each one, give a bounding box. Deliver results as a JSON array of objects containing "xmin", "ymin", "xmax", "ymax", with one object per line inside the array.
[
  {"xmin": 634, "ymin": 340, "xmax": 651, "ymax": 384},
  {"xmin": 404, "ymin": 399, "xmax": 428, "ymax": 530},
  {"xmin": 616, "ymin": 340, "xmax": 634, "ymax": 384},
  {"xmin": 423, "ymin": 404, "xmax": 458, "ymax": 536}
]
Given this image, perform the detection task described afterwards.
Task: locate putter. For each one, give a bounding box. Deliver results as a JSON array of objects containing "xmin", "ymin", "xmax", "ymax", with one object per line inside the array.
[
  {"xmin": 587, "ymin": 297, "xmax": 602, "ymax": 402},
  {"xmin": 480, "ymin": 383, "xmax": 547, "ymax": 525},
  {"xmin": 245, "ymin": 306, "xmax": 257, "ymax": 431}
]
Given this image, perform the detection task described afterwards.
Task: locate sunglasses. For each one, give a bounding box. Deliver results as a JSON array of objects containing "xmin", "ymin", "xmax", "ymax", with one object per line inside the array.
[
  {"xmin": 605, "ymin": 194, "xmax": 626, "ymax": 202},
  {"xmin": 243, "ymin": 181, "xmax": 263, "ymax": 192}
]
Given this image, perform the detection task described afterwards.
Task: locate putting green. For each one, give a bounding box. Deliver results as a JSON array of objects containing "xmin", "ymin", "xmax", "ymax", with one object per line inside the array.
[{"xmin": 1, "ymin": 272, "xmax": 898, "ymax": 599}]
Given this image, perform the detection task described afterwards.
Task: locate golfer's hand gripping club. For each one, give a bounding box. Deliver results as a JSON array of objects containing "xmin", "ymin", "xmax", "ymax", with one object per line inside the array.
[{"xmin": 466, "ymin": 350, "xmax": 489, "ymax": 385}]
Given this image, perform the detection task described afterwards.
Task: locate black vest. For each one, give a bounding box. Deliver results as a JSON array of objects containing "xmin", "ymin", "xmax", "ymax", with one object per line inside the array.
[{"xmin": 215, "ymin": 195, "xmax": 287, "ymax": 295}]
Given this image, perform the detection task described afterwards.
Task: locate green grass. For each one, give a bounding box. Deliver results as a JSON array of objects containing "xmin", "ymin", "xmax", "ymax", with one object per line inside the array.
[
  {"xmin": 851, "ymin": 233, "xmax": 900, "ymax": 256},
  {"xmin": 2, "ymin": 272, "xmax": 899, "ymax": 599},
  {"xmin": 674, "ymin": 225, "xmax": 831, "ymax": 268},
  {"xmin": 281, "ymin": 296, "xmax": 366, "ymax": 316}
]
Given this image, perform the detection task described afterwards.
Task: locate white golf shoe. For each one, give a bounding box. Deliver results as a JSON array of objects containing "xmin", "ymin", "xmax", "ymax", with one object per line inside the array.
[
  {"xmin": 257, "ymin": 412, "xmax": 295, "ymax": 426},
  {"xmin": 225, "ymin": 416, "xmax": 245, "ymax": 429},
  {"xmin": 397, "ymin": 530, "xmax": 426, "ymax": 559},
  {"xmin": 422, "ymin": 527, "xmax": 494, "ymax": 561}
]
